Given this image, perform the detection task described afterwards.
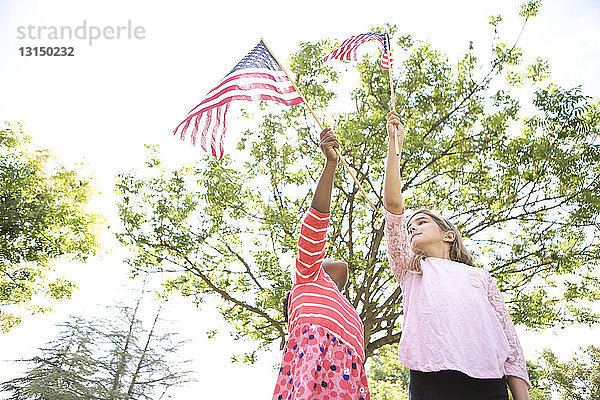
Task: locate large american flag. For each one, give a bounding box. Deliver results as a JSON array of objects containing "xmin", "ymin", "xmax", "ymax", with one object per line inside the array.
[
  {"xmin": 173, "ymin": 40, "xmax": 304, "ymax": 160},
  {"xmin": 324, "ymin": 32, "xmax": 392, "ymax": 70}
]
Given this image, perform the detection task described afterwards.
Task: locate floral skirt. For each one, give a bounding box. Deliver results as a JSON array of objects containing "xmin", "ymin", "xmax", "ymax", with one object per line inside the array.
[{"xmin": 272, "ymin": 323, "xmax": 370, "ymax": 400}]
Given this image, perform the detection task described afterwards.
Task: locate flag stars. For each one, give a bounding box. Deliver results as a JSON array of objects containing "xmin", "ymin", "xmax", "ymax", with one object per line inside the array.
[
  {"xmin": 173, "ymin": 39, "xmax": 300, "ymax": 161},
  {"xmin": 229, "ymin": 42, "xmax": 281, "ymax": 73}
]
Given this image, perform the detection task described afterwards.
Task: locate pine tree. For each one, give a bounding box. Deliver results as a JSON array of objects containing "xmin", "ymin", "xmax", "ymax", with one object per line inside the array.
[{"xmin": 1, "ymin": 295, "xmax": 191, "ymax": 399}]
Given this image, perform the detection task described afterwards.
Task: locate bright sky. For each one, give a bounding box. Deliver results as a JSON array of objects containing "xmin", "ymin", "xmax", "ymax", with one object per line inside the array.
[{"xmin": 1, "ymin": 0, "xmax": 599, "ymax": 398}]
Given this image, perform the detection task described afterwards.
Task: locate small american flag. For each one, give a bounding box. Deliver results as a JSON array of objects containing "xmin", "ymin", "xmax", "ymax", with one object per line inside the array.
[
  {"xmin": 324, "ymin": 32, "xmax": 392, "ymax": 70},
  {"xmin": 173, "ymin": 40, "xmax": 304, "ymax": 160}
]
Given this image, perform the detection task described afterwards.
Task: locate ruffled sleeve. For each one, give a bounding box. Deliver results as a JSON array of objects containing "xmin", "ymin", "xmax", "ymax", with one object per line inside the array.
[
  {"xmin": 486, "ymin": 273, "xmax": 531, "ymax": 389},
  {"xmin": 384, "ymin": 209, "xmax": 415, "ymax": 285}
]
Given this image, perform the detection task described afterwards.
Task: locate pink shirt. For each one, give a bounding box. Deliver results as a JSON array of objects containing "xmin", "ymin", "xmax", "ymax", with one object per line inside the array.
[{"xmin": 384, "ymin": 209, "xmax": 530, "ymax": 388}]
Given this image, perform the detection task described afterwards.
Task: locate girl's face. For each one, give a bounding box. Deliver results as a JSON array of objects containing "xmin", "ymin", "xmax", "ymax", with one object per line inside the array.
[{"xmin": 407, "ymin": 213, "xmax": 451, "ymax": 254}]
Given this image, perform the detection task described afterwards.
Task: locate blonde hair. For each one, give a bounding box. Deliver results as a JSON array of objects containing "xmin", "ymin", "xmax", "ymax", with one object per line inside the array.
[{"xmin": 407, "ymin": 209, "xmax": 475, "ymax": 273}]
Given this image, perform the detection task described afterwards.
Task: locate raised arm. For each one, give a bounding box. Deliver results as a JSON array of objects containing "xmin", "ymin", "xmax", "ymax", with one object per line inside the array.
[
  {"xmin": 383, "ymin": 111, "xmax": 414, "ymax": 283},
  {"xmin": 295, "ymin": 129, "xmax": 338, "ymax": 283},
  {"xmin": 383, "ymin": 111, "xmax": 405, "ymax": 214},
  {"xmin": 311, "ymin": 128, "xmax": 338, "ymax": 213}
]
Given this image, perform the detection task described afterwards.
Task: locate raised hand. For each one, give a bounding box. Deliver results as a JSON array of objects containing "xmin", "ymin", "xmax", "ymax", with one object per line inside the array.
[
  {"xmin": 319, "ymin": 128, "xmax": 340, "ymax": 164},
  {"xmin": 311, "ymin": 128, "xmax": 339, "ymax": 213},
  {"xmin": 383, "ymin": 111, "xmax": 405, "ymax": 214},
  {"xmin": 386, "ymin": 111, "xmax": 405, "ymax": 141}
]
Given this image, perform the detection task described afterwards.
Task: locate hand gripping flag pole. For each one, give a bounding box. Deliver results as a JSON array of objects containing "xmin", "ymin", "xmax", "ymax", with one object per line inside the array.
[{"xmin": 261, "ymin": 39, "xmax": 377, "ymax": 212}]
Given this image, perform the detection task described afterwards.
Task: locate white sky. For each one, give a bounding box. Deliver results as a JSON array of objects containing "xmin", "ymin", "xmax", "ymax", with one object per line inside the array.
[{"xmin": 1, "ymin": 0, "xmax": 599, "ymax": 398}]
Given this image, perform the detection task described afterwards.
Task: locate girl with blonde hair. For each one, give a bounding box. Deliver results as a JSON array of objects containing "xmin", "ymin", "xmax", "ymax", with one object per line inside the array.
[{"xmin": 383, "ymin": 111, "xmax": 531, "ymax": 400}]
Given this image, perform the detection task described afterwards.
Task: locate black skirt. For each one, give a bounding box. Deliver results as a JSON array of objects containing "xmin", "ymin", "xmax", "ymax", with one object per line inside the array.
[{"xmin": 409, "ymin": 370, "xmax": 508, "ymax": 400}]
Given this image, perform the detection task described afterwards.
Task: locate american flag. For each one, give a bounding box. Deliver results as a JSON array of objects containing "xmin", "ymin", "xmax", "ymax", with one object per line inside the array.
[
  {"xmin": 324, "ymin": 32, "xmax": 392, "ymax": 70},
  {"xmin": 173, "ymin": 40, "xmax": 304, "ymax": 160}
]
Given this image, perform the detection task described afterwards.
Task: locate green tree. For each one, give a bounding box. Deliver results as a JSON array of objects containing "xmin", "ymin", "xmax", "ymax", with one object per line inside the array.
[
  {"xmin": 1, "ymin": 316, "xmax": 108, "ymax": 400},
  {"xmin": 0, "ymin": 122, "xmax": 99, "ymax": 332},
  {"xmin": 116, "ymin": 0, "xmax": 600, "ymax": 360},
  {"xmin": 535, "ymin": 346, "xmax": 600, "ymax": 400},
  {"xmin": 521, "ymin": 359, "xmax": 553, "ymax": 400},
  {"xmin": 0, "ymin": 293, "xmax": 192, "ymax": 399},
  {"xmin": 366, "ymin": 344, "xmax": 409, "ymax": 400}
]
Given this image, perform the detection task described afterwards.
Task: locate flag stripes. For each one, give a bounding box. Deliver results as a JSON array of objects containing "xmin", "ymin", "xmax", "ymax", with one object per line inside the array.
[
  {"xmin": 173, "ymin": 41, "xmax": 303, "ymax": 160},
  {"xmin": 324, "ymin": 32, "xmax": 392, "ymax": 70}
]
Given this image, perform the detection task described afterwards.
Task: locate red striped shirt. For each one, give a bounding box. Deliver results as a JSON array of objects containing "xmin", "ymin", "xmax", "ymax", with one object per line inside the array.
[{"xmin": 288, "ymin": 207, "xmax": 365, "ymax": 361}]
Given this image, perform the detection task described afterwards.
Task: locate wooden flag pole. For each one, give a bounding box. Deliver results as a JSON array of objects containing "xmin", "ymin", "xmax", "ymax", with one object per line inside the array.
[
  {"xmin": 262, "ymin": 39, "xmax": 377, "ymax": 212},
  {"xmin": 385, "ymin": 32, "xmax": 400, "ymax": 157}
]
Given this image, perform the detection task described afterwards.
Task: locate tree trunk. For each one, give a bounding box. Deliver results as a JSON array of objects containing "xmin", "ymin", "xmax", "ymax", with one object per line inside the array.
[{"xmin": 126, "ymin": 307, "xmax": 161, "ymax": 399}]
